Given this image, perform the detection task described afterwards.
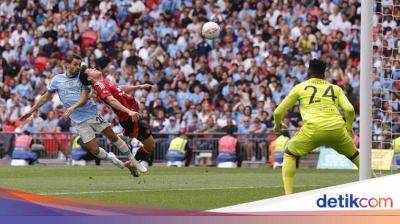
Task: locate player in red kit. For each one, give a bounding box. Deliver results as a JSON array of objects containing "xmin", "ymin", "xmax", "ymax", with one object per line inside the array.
[{"xmin": 75, "ymin": 67, "xmax": 155, "ymax": 175}]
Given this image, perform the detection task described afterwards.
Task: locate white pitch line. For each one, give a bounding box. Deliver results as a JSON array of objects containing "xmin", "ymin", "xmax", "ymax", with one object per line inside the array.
[{"xmin": 38, "ymin": 185, "xmax": 321, "ymax": 196}]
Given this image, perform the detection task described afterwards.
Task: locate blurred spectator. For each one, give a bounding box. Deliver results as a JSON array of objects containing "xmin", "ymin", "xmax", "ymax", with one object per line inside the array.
[
  {"xmin": 42, "ymin": 111, "xmax": 58, "ymax": 133},
  {"xmin": 238, "ymin": 116, "xmax": 255, "ymax": 160},
  {"xmin": 0, "ymin": 1, "xmax": 391, "ymax": 160},
  {"xmin": 166, "ymin": 130, "xmax": 192, "ymax": 167},
  {"xmin": 249, "ymin": 117, "xmax": 268, "ymax": 162},
  {"xmin": 22, "ymin": 111, "xmax": 44, "ymax": 133},
  {"xmin": 217, "ymin": 125, "xmax": 242, "ymax": 167},
  {"xmin": 187, "ymin": 113, "xmax": 203, "ymax": 132},
  {"xmin": 6, "ymin": 95, "xmax": 29, "ymax": 123},
  {"xmin": 12, "ymin": 129, "xmax": 38, "ymax": 165},
  {"xmin": 13, "ymin": 77, "xmax": 33, "ymax": 99},
  {"xmin": 162, "ymin": 116, "xmax": 180, "ymax": 135}
]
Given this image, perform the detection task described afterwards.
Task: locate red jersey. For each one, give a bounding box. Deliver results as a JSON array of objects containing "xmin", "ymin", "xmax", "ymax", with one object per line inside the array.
[{"xmin": 93, "ymin": 79, "xmax": 139, "ymax": 122}]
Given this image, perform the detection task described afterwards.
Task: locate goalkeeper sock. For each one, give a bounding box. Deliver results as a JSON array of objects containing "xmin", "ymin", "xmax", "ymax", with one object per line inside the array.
[
  {"xmin": 96, "ymin": 147, "xmax": 109, "ymax": 160},
  {"xmin": 282, "ymin": 153, "xmax": 297, "ymax": 195},
  {"xmin": 114, "ymin": 137, "xmax": 133, "ymax": 160}
]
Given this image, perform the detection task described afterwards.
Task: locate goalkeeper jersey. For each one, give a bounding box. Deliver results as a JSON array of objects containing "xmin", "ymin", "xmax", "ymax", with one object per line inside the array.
[{"xmin": 274, "ymin": 78, "xmax": 355, "ymax": 130}]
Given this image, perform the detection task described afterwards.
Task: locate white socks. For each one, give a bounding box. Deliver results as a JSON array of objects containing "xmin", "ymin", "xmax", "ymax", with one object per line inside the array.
[
  {"xmin": 96, "ymin": 147, "xmax": 109, "ymax": 159},
  {"xmin": 114, "ymin": 137, "xmax": 134, "ymax": 159}
]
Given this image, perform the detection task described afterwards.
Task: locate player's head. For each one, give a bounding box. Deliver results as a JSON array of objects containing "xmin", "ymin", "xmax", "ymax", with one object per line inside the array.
[
  {"xmin": 308, "ymin": 59, "xmax": 326, "ymax": 79},
  {"xmin": 65, "ymin": 54, "xmax": 82, "ymax": 78},
  {"xmin": 79, "ymin": 67, "xmax": 103, "ymax": 86}
]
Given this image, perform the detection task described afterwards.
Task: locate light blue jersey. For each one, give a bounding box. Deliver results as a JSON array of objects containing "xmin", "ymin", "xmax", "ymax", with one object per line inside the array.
[{"xmin": 47, "ymin": 73, "xmax": 97, "ymax": 124}]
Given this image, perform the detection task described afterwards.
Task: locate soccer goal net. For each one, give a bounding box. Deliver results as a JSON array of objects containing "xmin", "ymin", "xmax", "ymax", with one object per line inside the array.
[{"xmin": 372, "ymin": 0, "xmax": 400, "ymax": 150}]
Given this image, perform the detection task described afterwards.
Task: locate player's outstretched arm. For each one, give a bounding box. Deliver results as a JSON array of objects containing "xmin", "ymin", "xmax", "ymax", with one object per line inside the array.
[
  {"xmin": 62, "ymin": 89, "xmax": 90, "ymax": 119},
  {"xmin": 337, "ymin": 88, "xmax": 355, "ymax": 131},
  {"xmin": 273, "ymin": 87, "xmax": 298, "ymax": 132},
  {"xmin": 119, "ymin": 84, "xmax": 154, "ymax": 93},
  {"xmin": 20, "ymin": 91, "xmax": 53, "ymax": 121},
  {"xmin": 104, "ymin": 95, "xmax": 141, "ymax": 121}
]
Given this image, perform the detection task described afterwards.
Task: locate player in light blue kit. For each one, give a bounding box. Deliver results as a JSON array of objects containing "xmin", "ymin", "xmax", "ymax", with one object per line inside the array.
[{"xmin": 20, "ymin": 54, "xmax": 146, "ymax": 177}]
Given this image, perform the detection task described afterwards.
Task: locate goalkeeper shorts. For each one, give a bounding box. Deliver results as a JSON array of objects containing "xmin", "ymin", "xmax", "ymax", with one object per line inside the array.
[{"xmin": 287, "ymin": 126, "xmax": 358, "ymax": 159}]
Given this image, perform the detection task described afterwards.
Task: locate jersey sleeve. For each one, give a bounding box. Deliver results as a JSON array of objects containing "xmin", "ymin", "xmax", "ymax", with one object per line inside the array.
[
  {"xmin": 47, "ymin": 76, "xmax": 58, "ymax": 93},
  {"xmin": 93, "ymin": 82, "xmax": 112, "ymax": 101},
  {"xmin": 336, "ymin": 86, "xmax": 355, "ymax": 130},
  {"xmin": 274, "ymin": 85, "xmax": 299, "ymax": 126}
]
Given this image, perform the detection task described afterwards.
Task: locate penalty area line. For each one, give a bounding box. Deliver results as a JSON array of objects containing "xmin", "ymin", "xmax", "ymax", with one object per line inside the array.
[{"xmin": 38, "ymin": 185, "xmax": 321, "ymax": 196}]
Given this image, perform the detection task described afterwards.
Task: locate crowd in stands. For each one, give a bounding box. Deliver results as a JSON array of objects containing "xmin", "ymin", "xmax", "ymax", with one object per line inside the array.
[{"xmin": 0, "ymin": 0, "xmax": 393, "ymax": 151}]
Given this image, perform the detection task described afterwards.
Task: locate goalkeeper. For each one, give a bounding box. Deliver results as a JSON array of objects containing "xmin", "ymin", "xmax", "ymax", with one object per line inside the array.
[{"xmin": 274, "ymin": 59, "xmax": 360, "ymax": 195}]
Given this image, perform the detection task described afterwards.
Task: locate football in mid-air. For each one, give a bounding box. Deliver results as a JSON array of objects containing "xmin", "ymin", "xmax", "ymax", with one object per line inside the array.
[{"xmin": 202, "ymin": 21, "xmax": 221, "ymax": 40}]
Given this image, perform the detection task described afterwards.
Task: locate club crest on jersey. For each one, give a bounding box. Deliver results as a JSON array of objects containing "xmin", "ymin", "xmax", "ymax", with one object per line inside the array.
[{"xmin": 96, "ymin": 82, "xmax": 105, "ymax": 89}]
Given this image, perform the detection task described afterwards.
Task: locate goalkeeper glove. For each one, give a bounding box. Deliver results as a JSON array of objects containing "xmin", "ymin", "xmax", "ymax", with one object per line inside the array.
[{"xmin": 274, "ymin": 123, "xmax": 288, "ymax": 135}]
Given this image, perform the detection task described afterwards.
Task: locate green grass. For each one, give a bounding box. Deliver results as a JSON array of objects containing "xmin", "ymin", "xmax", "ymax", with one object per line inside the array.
[{"xmin": 0, "ymin": 166, "xmax": 368, "ymax": 210}]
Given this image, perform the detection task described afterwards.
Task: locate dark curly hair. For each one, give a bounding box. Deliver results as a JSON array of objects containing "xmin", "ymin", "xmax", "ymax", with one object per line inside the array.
[
  {"xmin": 65, "ymin": 53, "xmax": 82, "ymax": 64},
  {"xmin": 308, "ymin": 59, "xmax": 326, "ymax": 78},
  {"xmin": 78, "ymin": 65, "xmax": 91, "ymax": 86}
]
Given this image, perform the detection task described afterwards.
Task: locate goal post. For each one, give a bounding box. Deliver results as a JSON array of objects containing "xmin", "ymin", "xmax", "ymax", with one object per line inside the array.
[{"xmin": 360, "ymin": 0, "xmax": 373, "ymax": 180}]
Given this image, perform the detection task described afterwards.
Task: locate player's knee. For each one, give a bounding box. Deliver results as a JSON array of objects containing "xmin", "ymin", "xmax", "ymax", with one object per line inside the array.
[{"xmin": 284, "ymin": 148, "xmax": 300, "ymax": 160}]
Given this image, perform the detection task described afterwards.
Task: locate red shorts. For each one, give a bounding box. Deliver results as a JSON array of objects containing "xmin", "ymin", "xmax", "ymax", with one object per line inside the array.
[{"xmin": 119, "ymin": 119, "xmax": 152, "ymax": 141}]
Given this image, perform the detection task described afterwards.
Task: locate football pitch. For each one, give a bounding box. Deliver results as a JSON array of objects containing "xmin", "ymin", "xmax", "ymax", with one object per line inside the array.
[{"xmin": 0, "ymin": 166, "xmax": 386, "ymax": 211}]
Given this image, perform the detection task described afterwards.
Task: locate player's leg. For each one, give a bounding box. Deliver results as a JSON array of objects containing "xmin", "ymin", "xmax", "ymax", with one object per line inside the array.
[
  {"xmin": 101, "ymin": 126, "xmax": 134, "ymax": 159},
  {"xmin": 84, "ymin": 138, "xmax": 124, "ymax": 168},
  {"xmin": 138, "ymin": 136, "xmax": 154, "ymax": 159},
  {"xmin": 92, "ymin": 116, "xmax": 137, "ymax": 161},
  {"xmin": 92, "ymin": 117, "xmax": 147, "ymax": 175},
  {"xmin": 100, "ymin": 126, "xmax": 147, "ymax": 173},
  {"xmin": 323, "ymin": 129, "xmax": 376, "ymax": 178},
  {"xmin": 137, "ymin": 120, "xmax": 155, "ymax": 161},
  {"xmin": 282, "ymin": 128, "xmax": 317, "ymax": 195},
  {"xmin": 76, "ymin": 120, "xmax": 124, "ymax": 168},
  {"xmin": 327, "ymin": 128, "xmax": 360, "ymax": 168},
  {"xmin": 120, "ymin": 119, "xmax": 154, "ymax": 162},
  {"xmin": 282, "ymin": 151, "xmax": 297, "ymax": 195}
]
